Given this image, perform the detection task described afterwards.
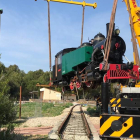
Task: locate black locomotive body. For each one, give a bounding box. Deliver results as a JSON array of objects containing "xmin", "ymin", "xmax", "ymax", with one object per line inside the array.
[{"xmin": 52, "ymin": 23, "xmax": 126, "ymax": 91}]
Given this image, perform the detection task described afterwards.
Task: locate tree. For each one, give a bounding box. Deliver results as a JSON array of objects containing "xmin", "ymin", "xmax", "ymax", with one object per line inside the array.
[
  {"xmin": 0, "ymin": 94, "xmax": 16, "ymax": 126},
  {"xmin": 0, "ymin": 55, "xmax": 16, "ymax": 130},
  {"xmin": 0, "ymin": 73, "xmax": 16, "ymax": 130}
]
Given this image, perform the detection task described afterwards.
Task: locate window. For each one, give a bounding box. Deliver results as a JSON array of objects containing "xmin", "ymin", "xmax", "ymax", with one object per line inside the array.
[{"xmin": 57, "ymin": 54, "xmax": 62, "ymax": 65}]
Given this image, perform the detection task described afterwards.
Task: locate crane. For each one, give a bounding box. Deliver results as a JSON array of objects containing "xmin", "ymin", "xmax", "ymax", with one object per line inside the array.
[
  {"xmin": 123, "ymin": 0, "xmax": 140, "ymax": 66},
  {"xmin": 124, "ymin": 0, "xmax": 140, "ymax": 48}
]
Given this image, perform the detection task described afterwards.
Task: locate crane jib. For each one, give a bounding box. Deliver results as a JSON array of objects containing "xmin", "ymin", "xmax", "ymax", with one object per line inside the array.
[{"xmin": 131, "ymin": 0, "xmax": 137, "ymax": 8}]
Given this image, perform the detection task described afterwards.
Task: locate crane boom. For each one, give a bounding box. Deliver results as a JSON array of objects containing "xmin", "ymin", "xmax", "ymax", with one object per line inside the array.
[
  {"xmin": 46, "ymin": 0, "xmax": 97, "ymax": 8},
  {"xmin": 124, "ymin": 0, "xmax": 140, "ymax": 48}
]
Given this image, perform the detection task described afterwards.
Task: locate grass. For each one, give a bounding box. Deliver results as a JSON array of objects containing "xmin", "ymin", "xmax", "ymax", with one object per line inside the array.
[
  {"xmin": 1, "ymin": 102, "xmax": 73, "ymax": 139},
  {"xmin": 42, "ymin": 102, "xmax": 72, "ymax": 117},
  {"xmin": 16, "ymin": 102, "xmax": 73, "ymax": 118},
  {"xmin": 17, "ymin": 102, "xmax": 37, "ymax": 118},
  {"xmin": 2, "ymin": 102, "xmax": 73, "ymax": 129}
]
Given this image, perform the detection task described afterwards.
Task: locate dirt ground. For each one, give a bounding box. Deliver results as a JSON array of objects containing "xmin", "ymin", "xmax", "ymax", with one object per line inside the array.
[{"xmin": 14, "ymin": 127, "xmax": 53, "ymax": 135}]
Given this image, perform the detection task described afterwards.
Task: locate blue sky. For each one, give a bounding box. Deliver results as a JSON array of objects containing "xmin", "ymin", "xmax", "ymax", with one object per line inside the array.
[{"xmin": 0, "ymin": 0, "xmax": 139, "ymax": 73}]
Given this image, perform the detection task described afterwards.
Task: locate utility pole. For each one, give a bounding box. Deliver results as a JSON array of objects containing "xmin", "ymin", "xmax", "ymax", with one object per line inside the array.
[{"xmin": 19, "ymin": 86, "xmax": 22, "ymax": 119}]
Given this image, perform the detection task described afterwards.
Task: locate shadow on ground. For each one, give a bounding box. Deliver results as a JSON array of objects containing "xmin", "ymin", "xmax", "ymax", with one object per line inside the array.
[{"xmin": 23, "ymin": 135, "xmax": 49, "ymax": 140}]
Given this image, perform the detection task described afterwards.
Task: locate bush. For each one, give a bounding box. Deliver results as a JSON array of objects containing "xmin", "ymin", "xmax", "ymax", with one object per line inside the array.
[
  {"xmin": 64, "ymin": 103, "xmax": 73, "ymax": 108},
  {"xmin": 87, "ymin": 106, "xmax": 100, "ymax": 116},
  {"xmin": 0, "ymin": 123, "xmax": 21, "ymax": 140},
  {"xmin": 0, "ymin": 130, "xmax": 24, "ymax": 140},
  {"xmin": 0, "ymin": 94, "xmax": 17, "ymax": 126}
]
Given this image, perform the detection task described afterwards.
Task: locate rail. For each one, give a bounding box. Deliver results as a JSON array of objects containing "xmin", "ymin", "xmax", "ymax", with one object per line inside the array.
[
  {"xmin": 80, "ymin": 106, "xmax": 92, "ymax": 138},
  {"xmin": 57, "ymin": 104, "xmax": 79, "ymax": 135},
  {"xmin": 57, "ymin": 104, "xmax": 92, "ymax": 138}
]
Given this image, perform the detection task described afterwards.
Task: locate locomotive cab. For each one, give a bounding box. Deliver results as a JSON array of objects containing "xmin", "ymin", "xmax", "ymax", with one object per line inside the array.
[{"xmin": 53, "ymin": 48, "xmax": 76, "ymax": 85}]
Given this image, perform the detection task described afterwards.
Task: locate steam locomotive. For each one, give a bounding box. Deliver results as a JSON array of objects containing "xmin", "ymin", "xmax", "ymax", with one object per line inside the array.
[{"xmin": 52, "ymin": 23, "xmax": 126, "ymax": 91}]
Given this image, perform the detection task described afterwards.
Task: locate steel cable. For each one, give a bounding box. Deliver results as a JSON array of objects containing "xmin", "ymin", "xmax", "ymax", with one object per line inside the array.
[
  {"xmin": 48, "ymin": 1, "xmax": 52, "ymax": 85},
  {"xmin": 81, "ymin": 6, "xmax": 85, "ymax": 45},
  {"xmin": 104, "ymin": 0, "xmax": 118, "ymax": 67}
]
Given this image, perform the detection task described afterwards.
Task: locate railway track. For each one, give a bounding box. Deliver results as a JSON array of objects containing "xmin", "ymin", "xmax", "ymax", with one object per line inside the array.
[{"xmin": 58, "ymin": 104, "xmax": 92, "ymax": 140}]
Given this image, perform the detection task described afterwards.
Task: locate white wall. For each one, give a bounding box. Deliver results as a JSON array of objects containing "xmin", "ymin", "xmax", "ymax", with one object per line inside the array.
[{"xmin": 43, "ymin": 88, "xmax": 61, "ymax": 100}]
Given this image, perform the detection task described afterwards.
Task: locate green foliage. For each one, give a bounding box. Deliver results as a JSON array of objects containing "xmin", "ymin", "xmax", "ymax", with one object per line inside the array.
[
  {"xmin": 43, "ymin": 103, "xmax": 72, "ymax": 117},
  {"xmin": 63, "ymin": 102, "xmax": 73, "ymax": 108},
  {"xmin": 0, "ymin": 71, "xmax": 17, "ymax": 127},
  {"xmin": 87, "ymin": 106, "xmax": 100, "ymax": 116},
  {"xmin": 87, "ymin": 106, "xmax": 96, "ymax": 115},
  {"xmin": 55, "ymin": 87, "xmax": 62, "ymax": 92},
  {"xmin": 0, "ymin": 94, "xmax": 17, "ymax": 126},
  {"xmin": 17, "ymin": 102, "xmax": 37, "ymax": 118},
  {"xmin": 0, "ymin": 124, "xmax": 24, "ymax": 140},
  {"xmin": 0, "ymin": 60, "xmax": 17, "ymax": 139},
  {"xmin": 0, "ymin": 60, "xmax": 51, "ymax": 98},
  {"xmin": 16, "ymin": 102, "xmax": 72, "ymax": 118}
]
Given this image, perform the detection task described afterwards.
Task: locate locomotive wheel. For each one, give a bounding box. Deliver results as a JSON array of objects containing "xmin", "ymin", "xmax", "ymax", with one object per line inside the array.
[
  {"xmin": 70, "ymin": 82, "xmax": 74, "ymax": 90},
  {"xmin": 76, "ymin": 81, "xmax": 81, "ymax": 89},
  {"xmin": 85, "ymin": 82, "xmax": 92, "ymax": 88},
  {"xmin": 92, "ymin": 83, "xmax": 98, "ymax": 89},
  {"xmin": 62, "ymin": 87, "xmax": 65, "ymax": 94}
]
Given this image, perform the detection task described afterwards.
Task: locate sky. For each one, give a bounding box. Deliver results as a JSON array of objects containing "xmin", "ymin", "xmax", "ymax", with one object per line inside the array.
[{"xmin": 0, "ymin": 0, "xmax": 139, "ymax": 73}]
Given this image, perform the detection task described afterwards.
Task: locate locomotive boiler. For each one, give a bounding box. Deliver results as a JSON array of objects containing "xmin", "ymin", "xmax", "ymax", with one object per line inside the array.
[{"xmin": 52, "ymin": 23, "xmax": 126, "ymax": 91}]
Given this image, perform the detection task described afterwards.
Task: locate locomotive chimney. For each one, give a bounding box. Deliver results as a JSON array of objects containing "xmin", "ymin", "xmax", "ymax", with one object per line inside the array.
[{"xmin": 106, "ymin": 23, "xmax": 115, "ymax": 37}]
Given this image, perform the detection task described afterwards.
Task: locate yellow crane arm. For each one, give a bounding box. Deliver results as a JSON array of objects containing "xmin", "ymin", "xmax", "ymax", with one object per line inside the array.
[
  {"xmin": 46, "ymin": 0, "xmax": 97, "ymax": 8},
  {"xmin": 124, "ymin": 0, "xmax": 140, "ymax": 48}
]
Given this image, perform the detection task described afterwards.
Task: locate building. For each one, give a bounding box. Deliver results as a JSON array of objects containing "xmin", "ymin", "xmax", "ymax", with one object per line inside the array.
[
  {"xmin": 40, "ymin": 88, "xmax": 61, "ymax": 101},
  {"xmin": 29, "ymin": 91, "xmax": 38, "ymax": 99}
]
